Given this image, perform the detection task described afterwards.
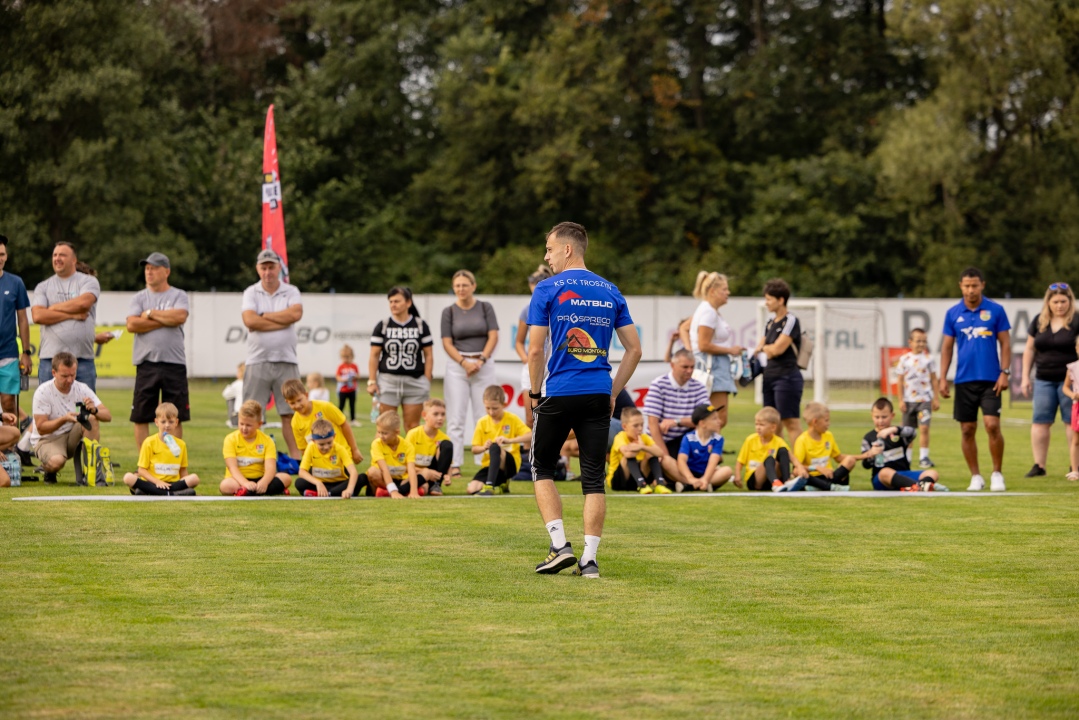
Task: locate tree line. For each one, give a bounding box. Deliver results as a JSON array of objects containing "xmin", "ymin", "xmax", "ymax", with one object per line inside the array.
[{"xmin": 2, "ymin": 0, "xmax": 1077, "ymax": 298}]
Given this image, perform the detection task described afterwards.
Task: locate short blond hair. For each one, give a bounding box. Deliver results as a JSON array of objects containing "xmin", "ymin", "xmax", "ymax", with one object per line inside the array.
[
  {"xmin": 311, "ymin": 418, "xmax": 335, "ymax": 438},
  {"xmin": 620, "ymin": 406, "xmax": 642, "ymax": 423},
  {"xmin": 803, "ymin": 402, "xmax": 829, "ymax": 421},
  {"xmin": 755, "ymin": 407, "xmax": 780, "ymax": 426},
  {"xmin": 423, "ymin": 397, "xmax": 446, "ymax": 411},
  {"xmin": 376, "ymin": 411, "xmax": 401, "ymax": 431},
  {"xmin": 482, "ymin": 385, "xmax": 506, "ymax": 404},
  {"xmin": 238, "ymin": 400, "xmax": 263, "ymax": 420},
  {"xmin": 281, "ymin": 378, "xmax": 308, "ymax": 401},
  {"xmin": 156, "ymin": 402, "xmax": 179, "ymax": 420}
]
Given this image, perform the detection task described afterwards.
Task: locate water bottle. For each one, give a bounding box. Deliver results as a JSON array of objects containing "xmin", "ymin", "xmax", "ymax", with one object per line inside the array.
[
  {"xmin": 873, "ymin": 440, "xmax": 885, "ymax": 468},
  {"xmin": 161, "ymin": 431, "xmax": 182, "ymax": 458},
  {"xmin": 741, "ymin": 351, "xmax": 752, "ymax": 381},
  {"xmin": 370, "ymin": 393, "xmax": 381, "ymax": 423}
]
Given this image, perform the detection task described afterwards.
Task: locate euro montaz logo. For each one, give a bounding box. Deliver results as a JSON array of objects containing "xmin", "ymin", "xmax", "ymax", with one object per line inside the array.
[{"xmin": 556, "ymin": 328, "xmax": 607, "ymax": 363}]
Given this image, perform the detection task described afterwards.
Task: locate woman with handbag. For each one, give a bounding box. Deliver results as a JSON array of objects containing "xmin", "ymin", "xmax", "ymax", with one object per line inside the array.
[
  {"xmin": 689, "ymin": 271, "xmax": 742, "ymax": 430},
  {"xmin": 753, "ymin": 278, "xmax": 804, "ymax": 443}
]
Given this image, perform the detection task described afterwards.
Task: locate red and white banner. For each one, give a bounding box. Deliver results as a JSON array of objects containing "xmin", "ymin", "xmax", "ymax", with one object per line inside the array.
[{"xmin": 261, "ymin": 104, "xmax": 290, "ymax": 282}]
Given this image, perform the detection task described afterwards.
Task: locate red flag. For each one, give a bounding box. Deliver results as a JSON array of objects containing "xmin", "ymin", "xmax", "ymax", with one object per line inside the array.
[{"xmin": 261, "ymin": 105, "xmax": 290, "ymax": 283}]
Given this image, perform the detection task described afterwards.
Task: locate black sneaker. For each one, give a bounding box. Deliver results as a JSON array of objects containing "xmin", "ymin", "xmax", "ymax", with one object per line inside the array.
[
  {"xmin": 535, "ymin": 544, "xmax": 577, "ymax": 574},
  {"xmin": 573, "ymin": 560, "xmax": 600, "ymax": 579},
  {"xmin": 476, "ymin": 485, "xmax": 494, "ymax": 496},
  {"xmin": 1024, "ymin": 464, "xmax": 1047, "ymax": 478},
  {"xmin": 16, "ymin": 447, "xmax": 34, "ymax": 467},
  {"xmin": 170, "ymin": 488, "xmax": 197, "ymax": 496},
  {"xmin": 43, "ymin": 472, "xmax": 57, "ymax": 484}
]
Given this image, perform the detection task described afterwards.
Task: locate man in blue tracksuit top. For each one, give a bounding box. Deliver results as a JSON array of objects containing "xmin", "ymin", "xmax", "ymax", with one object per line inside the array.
[
  {"xmin": 527, "ymin": 222, "xmax": 642, "ymax": 579},
  {"xmin": 938, "ymin": 266, "xmax": 1011, "ymax": 492}
]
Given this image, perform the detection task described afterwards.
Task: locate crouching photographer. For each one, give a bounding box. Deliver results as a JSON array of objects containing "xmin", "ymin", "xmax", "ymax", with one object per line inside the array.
[{"xmin": 30, "ymin": 352, "xmax": 111, "ymax": 483}]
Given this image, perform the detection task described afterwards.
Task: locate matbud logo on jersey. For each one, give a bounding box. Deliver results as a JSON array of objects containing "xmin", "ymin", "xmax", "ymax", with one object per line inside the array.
[{"xmin": 557, "ymin": 328, "xmax": 607, "ymax": 363}]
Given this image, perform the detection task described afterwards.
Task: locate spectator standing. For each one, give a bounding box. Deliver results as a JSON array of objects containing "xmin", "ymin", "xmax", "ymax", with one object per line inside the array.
[
  {"xmin": 689, "ymin": 270, "xmax": 742, "ymax": 430},
  {"xmin": 441, "ymin": 270, "xmax": 498, "ymax": 472},
  {"xmin": 643, "ymin": 350, "xmax": 710, "ymax": 464},
  {"xmin": 1019, "ymin": 283, "xmax": 1079, "ymax": 478},
  {"xmin": 241, "ymin": 249, "xmax": 304, "ymax": 457},
  {"xmin": 515, "ymin": 265, "xmax": 552, "ymax": 428},
  {"xmin": 939, "ymin": 267, "xmax": 1011, "ymax": 492},
  {"xmin": 368, "ymin": 286, "xmax": 433, "ymax": 431},
  {"xmin": 0, "ymin": 236, "xmax": 32, "ymax": 416},
  {"xmin": 753, "ymin": 278, "xmax": 804, "ymax": 442},
  {"xmin": 126, "ymin": 252, "xmax": 190, "ymax": 453},
  {"xmin": 31, "ymin": 242, "xmax": 100, "ymax": 389}
]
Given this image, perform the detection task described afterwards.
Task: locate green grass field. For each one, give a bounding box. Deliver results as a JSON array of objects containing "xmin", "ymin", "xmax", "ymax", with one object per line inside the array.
[{"xmin": 2, "ymin": 380, "xmax": 1078, "ymax": 718}]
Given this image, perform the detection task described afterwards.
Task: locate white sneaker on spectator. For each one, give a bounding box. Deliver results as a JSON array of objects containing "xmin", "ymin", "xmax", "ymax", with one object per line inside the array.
[
  {"xmin": 967, "ymin": 474, "xmax": 985, "ymax": 491},
  {"xmin": 990, "ymin": 472, "xmax": 1006, "ymax": 492}
]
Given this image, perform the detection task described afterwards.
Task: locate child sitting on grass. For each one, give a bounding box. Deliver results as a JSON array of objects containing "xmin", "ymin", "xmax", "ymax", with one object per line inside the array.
[
  {"xmin": 734, "ymin": 406, "xmax": 807, "ymax": 492},
  {"xmin": 677, "ymin": 404, "xmax": 733, "ymax": 491},
  {"xmin": 860, "ymin": 397, "xmax": 942, "ymax": 491},
  {"xmin": 296, "ymin": 418, "xmax": 365, "ymax": 498},
  {"xmin": 468, "ymin": 385, "xmax": 531, "ymax": 496},
  {"xmin": 219, "ymin": 400, "xmax": 292, "ymax": 496},
  {"xmin": 282, "ymin": 378, "xmax": 363, "ymax": 464},
  {"xmin": 607, "ymin": 406, "xmax": 673, "ymax": 494},
  {"xmin": 123, "ymin": 402, "xmax": 200, "ymax": 496},
  {"xmin": 405, "ymin": 398, "xmax": 454, "ymax": 496},
  {"xmin": 369, "ymin": 411, "xmax": 420, "ymax": 498},
  {"xmin": 792, "ymin": 402, "xmax": 862, "ymax": 492}
]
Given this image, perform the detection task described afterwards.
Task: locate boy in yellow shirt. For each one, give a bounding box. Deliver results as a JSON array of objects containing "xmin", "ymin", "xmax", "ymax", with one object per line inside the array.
[
  {"xmin": 282, "ymin": 378, "xmax": 363, "ymax": 464},
  {"xmin": 607, "ymin": 406, "xmax": 674, "ymax": 494},
  {"xmin": 297, "ymin": 418, "xmax": 365, "ymax": 498},
  {"xmin": 219, "ymin": 400, "xmax": 292, "ymax": 496},
  {"xmin": 793, "ymin": 402, "xmax": 865, "ymax": 492},
  {"xmin": 404, "ymin": 398, "xmax": 454, "ymax": 496},
  {"xmin": 735, "ymin": 407, "xmax": 807, "ymax": 492},
  {"xmin": 468, "ymin": 386, "xmax": 531, "ymax": 496},
  {"xmin": 123, "ymin": 402, "xmax": 200, "ymax": 496},
  {"xmin": 369, "ymin": 411, "xmax": 420, "ymax": 498}
]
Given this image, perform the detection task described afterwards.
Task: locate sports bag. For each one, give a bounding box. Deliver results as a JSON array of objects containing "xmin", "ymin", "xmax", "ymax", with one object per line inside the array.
[{"xmin": 74, "ymin": 438, "xmax": 114, "ymax": 487}]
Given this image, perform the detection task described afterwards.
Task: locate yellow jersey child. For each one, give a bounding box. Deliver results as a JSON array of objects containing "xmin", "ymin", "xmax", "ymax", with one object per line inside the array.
[
  {"xmin": 297, "ymin": 418, "xmax": 363, "ymax": 498},
  {"xmin": 468, "ymin": 385, "xmax": 531, "ymax": 496},
  {"xmin": 219, "ymin": 399, "xmax": 292, "ymax": 496},
  {"xmin": 282, "ymin": 378, "xmax": 363, "ymax": 463},
  {"xmin": 369, "ymin": 411, "xmax": 420, "ymax": 498},
  {"xmin": 734, "ymin": 407, "xmax": 806, "ymax": 492},
  {"xmin": 404, "ymin": 398, "xmax": 454, "ymax": 495},
  {"xmin": 122, "ymin": 402, "xmax": 200, "ymax": 496}
]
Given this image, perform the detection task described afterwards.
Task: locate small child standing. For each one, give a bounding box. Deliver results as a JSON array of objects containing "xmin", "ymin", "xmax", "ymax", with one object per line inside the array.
[
  {"xmin": 297, "ymin": 418, "xmax": 366, "ymax": 498},
  {"xmin": 894, "ymin": 328, "xmax": 940, "ymax": 468},
  {"xmin": 468, "ymin": 386, "xmax": 531, "ymax": 496},
  {"xmin": 306, "ymin": 372, "xmax": 330, "ymax": 402},
  {"xmin": 405, "ymin": 398, "xmax": 454, "ymax": 495},
  {"xmin": 219, "ymin": 400, "xmax": 292, "ymax": 496},
  {"xmin": 222, "ymin": 362, "xmax": 245, "ymax": 428},
  {"xmin": 677, "ymin": 404, "xmax": 733, "ymax": 491},
  {"xmin": 123, "ymin": 402, "xmax": 200, "ymax": 496},
  {"xmin": 734, "ymin": 407, "xmax": 807, "ymax": 492},
  {"xmin": 860, "ymin": 397, "xmax": 941, "ymax": 491},
  {"xmin": 369, "ymin": 411, "xmax": 419, "ymax": 498},
  {"xmin": 336, "ymin": 345, "xmax": 360, "ymax": 425},
  {"xmin": 1063, "ymin": 337, "xmax": 1079, "ymax": 481},
  {"xmin": 608, "ymin": 406, "xmax": 673, "ymax": 494}
]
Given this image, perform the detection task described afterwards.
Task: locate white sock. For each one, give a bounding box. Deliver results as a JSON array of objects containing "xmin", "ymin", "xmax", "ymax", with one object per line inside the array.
[
  {"xmin": 920, "ymin": 447, "xmax": 930, "ymax": 460},
  {"xmin": 581, "ymin": 535, "xmax": 601, "ymax": 565},
  {"xmin": 546, "ymin": 519, "xmax": 567, "ymax": 549}
]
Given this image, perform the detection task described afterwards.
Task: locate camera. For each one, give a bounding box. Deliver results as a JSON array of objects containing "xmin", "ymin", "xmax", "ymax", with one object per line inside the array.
[{"xmin": 75, "ymin": 402, "xmax": 93, "ymax": 431}]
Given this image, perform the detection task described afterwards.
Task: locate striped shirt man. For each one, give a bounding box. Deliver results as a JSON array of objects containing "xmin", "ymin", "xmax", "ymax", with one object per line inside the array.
[{"xmin": 643, "ymin": 357, "xmax": 709, "ymax": 454}]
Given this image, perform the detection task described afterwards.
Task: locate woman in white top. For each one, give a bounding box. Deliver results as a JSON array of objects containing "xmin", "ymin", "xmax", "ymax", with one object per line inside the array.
[{"xmin": 690, "ymin": 271, "xmax": 743, "ymax": 430}]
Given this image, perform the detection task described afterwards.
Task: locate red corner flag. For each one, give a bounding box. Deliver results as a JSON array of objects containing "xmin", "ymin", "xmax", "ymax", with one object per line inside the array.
[{"xmin": 261, "ymin": 105, "xmax": 290, "ymax": 283}]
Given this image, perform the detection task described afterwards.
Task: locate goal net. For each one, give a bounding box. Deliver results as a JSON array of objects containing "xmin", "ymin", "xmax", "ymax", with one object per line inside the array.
[{"xmin": 755, "ymin": 301, "xmax": 887, "ymax": 410}]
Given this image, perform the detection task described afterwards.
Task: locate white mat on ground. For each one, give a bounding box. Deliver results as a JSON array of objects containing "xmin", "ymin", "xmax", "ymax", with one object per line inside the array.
[{"xmin": 11, "ymin": 492, "xmax": 1039, "ymax": 502}]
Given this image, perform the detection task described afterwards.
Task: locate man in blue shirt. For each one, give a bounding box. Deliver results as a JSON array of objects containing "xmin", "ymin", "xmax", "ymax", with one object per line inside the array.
[
  {"xmin": 527, "ymin": 222, "xmax": 642, "ymax": 579},
  {"xmin": 0, "ymin": 236, "xmax": 32, "ymax": 416},
  {"xmin": 938, "ymin": 267, "xmax": 1011, "ymax": 492}
]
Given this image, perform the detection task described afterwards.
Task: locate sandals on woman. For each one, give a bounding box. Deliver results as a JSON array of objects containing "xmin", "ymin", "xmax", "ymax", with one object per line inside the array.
[{"xmin": 1066, "ymin": 471, "xmax": 1079, "ymax": 482}]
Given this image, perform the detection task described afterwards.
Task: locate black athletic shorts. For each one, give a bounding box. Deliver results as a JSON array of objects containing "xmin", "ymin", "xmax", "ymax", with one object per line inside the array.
[
  {"xmin": 530, "ymin": 394, "xmax": 611, "ymax": 495},
  {"xmin": 130, "ymin": 362, "xmax": 191, "ymax": 423},
  {"xmin": 953, "ymin": 381, "xmax": 1001, "ymax": 423}
]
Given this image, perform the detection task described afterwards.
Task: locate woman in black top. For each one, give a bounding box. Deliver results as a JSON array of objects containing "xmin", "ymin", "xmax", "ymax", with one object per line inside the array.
[
  {"xmin": 367, "ymin": 286, "xmax": 433, "ymax": 430},
  {"xmin": 1020, "ymin": 283, "xmax": 1079, "ymax": 477},
  {"xmin": 752, "ymin": 278, "xmax": 803, "ymax": 442}
]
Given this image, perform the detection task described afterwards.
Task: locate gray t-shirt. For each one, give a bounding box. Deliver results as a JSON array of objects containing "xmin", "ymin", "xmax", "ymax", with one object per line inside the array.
[
  {"xmin": 128, "ymin": 286, "xmax": 190, "ymax": 365},
  {"xmin": 241, "ymin": 281, "xmax": 302, "ymax": 364},
  {"xmin": 32, "ymin": 272, "xmax": 101, "ymax": 359},
  {"xmin": 441, "ymin": 301, "xmax": 499, "ymax": 354}
]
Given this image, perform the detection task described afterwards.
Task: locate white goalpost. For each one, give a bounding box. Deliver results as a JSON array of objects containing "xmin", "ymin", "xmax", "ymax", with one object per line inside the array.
[{"xmin": 755, "ymin": 300, "xmax": 887, "ymax": 410}]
